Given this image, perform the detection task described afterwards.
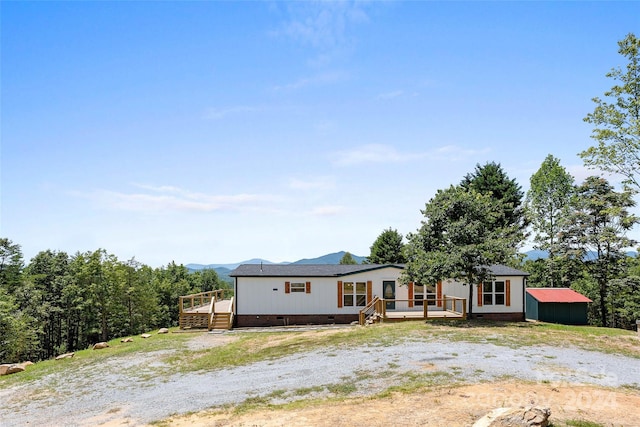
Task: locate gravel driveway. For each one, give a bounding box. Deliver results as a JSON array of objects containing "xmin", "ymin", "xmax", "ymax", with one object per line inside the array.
[{"xmin": 1, "ymin": 329, "xmax": 638, "ymax": 426}]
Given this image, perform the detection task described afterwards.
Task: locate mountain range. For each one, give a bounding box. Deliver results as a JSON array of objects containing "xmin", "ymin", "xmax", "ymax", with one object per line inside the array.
[
  {"xmin": 186, "ymin": 251, "xmax": 368, "ymax": 283},
  {"xmin": 189, "ymin": 249, "xmax": 638, "ymax": 284}
]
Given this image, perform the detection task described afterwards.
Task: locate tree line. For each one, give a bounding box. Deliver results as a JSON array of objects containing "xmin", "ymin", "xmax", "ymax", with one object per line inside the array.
[{"xmin": 0, "ymin": 242, "xmax": 230, "ymax": 364}]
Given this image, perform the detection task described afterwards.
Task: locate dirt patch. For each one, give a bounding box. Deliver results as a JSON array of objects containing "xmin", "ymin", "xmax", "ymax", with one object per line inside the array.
[{"xmin": 159, "ymin": 381, "xmax": 640, "ymax": 427}]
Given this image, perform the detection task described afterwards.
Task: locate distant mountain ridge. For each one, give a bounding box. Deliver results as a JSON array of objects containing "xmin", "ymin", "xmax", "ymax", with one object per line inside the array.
[{"xmin": 186, "ymin": 251, "xmax": 367, "ymax": 276}]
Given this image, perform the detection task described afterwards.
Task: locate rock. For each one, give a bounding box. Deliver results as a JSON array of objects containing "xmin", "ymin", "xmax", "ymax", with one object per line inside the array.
[
  {"xmin": 350, "ymin": 321, "xmax": 359, "ymax": 326},
  {"xmin": 140, "ymin": 333, "xmax": 152, "ymax": 339},
  {"xmin": 93, "ymin": 342, "xmax": 109, "ymax": 350},
  {"xmin": 157, "ymin": 328, "xmax": 169, "ymax": 334},
  {"xmin": 19, "ymin": 361, "xmax": 34, "ymax": 368},
  {"xmin": 55, "ymin": 352, "xmax": 75, "ymax": 360},
  {"xmin": 473, "ymin": 406, "xmax": 551, "ymax": 427},
  {"xmin": 120, "ymin": 337, "xmax": 133, "ymax": 343},
  {"xmin": 0, "ymin": 364, "xmax": 11, "ymax": 376},
  {"xmin": 5, "ymin": 364, "xmax": 25, "ymax": 375}
]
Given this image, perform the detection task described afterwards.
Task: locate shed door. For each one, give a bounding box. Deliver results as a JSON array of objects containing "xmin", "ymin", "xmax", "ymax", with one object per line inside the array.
[{"xmin": 383, "ymin": 280, "xmax": 395, "ymax": 310}]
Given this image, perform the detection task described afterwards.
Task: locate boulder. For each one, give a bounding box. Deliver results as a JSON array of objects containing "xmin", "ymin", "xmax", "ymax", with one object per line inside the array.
[
  {"xmin": 0, "ymin": 364, "xmax": 11, "ymax": 376},
  {"xmin": 55, "ymin": 352, "xmax": 75, "ymax": 360},
  {"xmin": 5, "ymin": 364, "xmax": 25, "ymax": 375},
  {"xmin": 93, "ymin": 342, "xmax": 109, "ymax": 350},
  {"xmin": 157, "ymin": 328, "xmax": 169, "ymax": 334},
  {"xmin": 473, "ymin": 406, "xmax": 551, "ymax": 427},
  {"xmin": 140, "ymin": 333, "xmax": 152, "ymax": 339},
  {"xmin": 120, "ymin": 337, "xmax": 133, "ymax": 343}
]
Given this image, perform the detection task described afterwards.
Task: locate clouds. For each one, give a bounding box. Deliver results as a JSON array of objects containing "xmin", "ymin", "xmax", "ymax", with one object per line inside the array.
[
  {"xmin": 331, "ymin": 144, "xmax": 491, "ymax": 166},
  {"xmin": 77, "ymin": 184, "xmax": 282, "ymax": 214},
  {"xmin": 274, "ymin": 1, "xmax": 369, "ymax": 51}
]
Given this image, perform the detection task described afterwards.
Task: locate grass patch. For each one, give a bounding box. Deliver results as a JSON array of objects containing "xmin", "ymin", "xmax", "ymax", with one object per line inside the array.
[{"xmin": 563, "ymin": 420, "xmax": 605, "ymax": 427}]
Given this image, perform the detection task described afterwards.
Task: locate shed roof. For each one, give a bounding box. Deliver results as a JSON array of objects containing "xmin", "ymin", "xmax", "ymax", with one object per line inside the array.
[
  {"xmin": 526, "ymin": 288, "xmax": 592, "ymax": 303},
  {"xmin": 230, "ymin": 263, "xmax": 530, "ymax": 278}
]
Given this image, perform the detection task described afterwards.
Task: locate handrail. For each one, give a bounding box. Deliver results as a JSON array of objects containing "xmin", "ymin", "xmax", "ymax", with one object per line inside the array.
[{"xmin": 359, "ymin": 296, "xmax": 381, "ymax": 325}]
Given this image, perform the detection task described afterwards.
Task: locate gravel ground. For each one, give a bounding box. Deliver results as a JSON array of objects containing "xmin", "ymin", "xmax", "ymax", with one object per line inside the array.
[{"xmin": 1, "ymin": 329, "xmax": 639, "ymax": 427}]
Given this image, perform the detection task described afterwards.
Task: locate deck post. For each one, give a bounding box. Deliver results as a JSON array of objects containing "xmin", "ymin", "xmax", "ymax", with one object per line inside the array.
[
  {"xmin": 462, "ymin": 299, "xmax": 467, "ymax": 319},
  {"xmin": 423, "ymin": 300, "xmax": 428, "ymax": 319}
]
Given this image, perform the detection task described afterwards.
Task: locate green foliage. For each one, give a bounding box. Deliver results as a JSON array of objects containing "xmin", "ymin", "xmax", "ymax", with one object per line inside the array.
[
  {"xmin": 403, "ymin": 186, "xmax": 520, "ymax": 317},
  {"xmin": 559, "ymin": 176, "xmax": 639, "ymax": 327},
  {"xmin": 581, "ymin": 33, "xmax": 640, "ymax": 190},
  {"xmin": 0, "ymin": 237, "xmax": 206, "ymax": 363},
  {"xmin": 339, "ymin": 252, "xmax": 357, "ymax": 265},
  {"xmin": 0, "ymin": 238, "xmax": 24, "ymax": 294},
  {"xmin": 608, "ymin": 276, "xmax": 640, "ymax": 330},
  {"xmin": 526, "ymin": 155, "xmax": 576, "ymax": 287},
  {"xmin": 460, "ymin": 161, "xmax": 526, "ymax": 234},
  {"xmin": 368, "ymin": 228, "xmax": 406, "ymax": 264}
]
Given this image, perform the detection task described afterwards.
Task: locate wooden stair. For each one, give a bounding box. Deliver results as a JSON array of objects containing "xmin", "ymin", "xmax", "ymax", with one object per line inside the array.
[{"xmin": 210, "ymin": 312, "xmax": 232, "ymax": 330}]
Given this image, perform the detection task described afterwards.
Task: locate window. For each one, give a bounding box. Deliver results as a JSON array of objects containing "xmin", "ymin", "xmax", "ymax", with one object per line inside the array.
[
  {"xmin": 343, "ymin": 281, "xmax": 367, "ymax": 307},
  {"xmin": 285, "ymin": 281, "xmax": 310, "ymax": 294},
  {"xmin": 482, "ymin": 281, "xmax": 505, "ymax": 305},
  {"xmin": 290, "ymin": 282, "xmax": 306, "ymax": 293},
  {"xmin": 413, "ymin": 283, "xmax": 437, "ymax": 306}
]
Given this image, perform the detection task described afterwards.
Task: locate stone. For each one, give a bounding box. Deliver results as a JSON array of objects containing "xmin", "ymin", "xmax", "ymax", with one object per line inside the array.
[
  {"xmin": 120, "ymin": 337, "xmax": 133, "ymax": 343},
  {"xmin": 473, "ymin": 406, "xmax": 551, "ymax": 427},
  {"xmin": 5, "ymin": 364, "xmax": 25, "ymax": 375},
  {"xmin": 55, "ymin": 352, "xmax": 75, "ymax": 360},
  {"xmin": 141, "ymin": 333, "xmax": 152, "ymax": 339},
  {"xmin": 92, "ymin": 342, "xmax": 109, "ymax": 350},
  {"xmin": 0, "ymin": 364, "xmax": 11, "ymax": 376},
  {"xmin": 157, "ymin": 328, "xmax": 169, "ymax": 334}
]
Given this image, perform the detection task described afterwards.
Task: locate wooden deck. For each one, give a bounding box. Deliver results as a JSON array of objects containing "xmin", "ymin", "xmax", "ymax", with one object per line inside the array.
[
  {"xmin": 179, "ymin": 290, "xmax": 234, "ymax": 330},
  {"xmin": 359, "ymin": 296, "xmax": 466, "ymax": 325}
]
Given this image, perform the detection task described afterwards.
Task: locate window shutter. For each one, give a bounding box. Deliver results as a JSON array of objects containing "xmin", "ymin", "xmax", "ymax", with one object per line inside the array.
[
  {"xmin": 306, "ymin": 281, "xmax": 311, "ymax": 294},
  {"xmin": 337, "ymin": 281, "xmax": 343, "ymax": 308},
  {"xmin": 436, "ymin": 280, "xmax": 443, "ymax": 307},
  {"xmin": 505, "ymin": 279, "xmax": 511, "ymax": 306},
  {"xmin": 285, "ymin": 281, "xmax": 290, "ymax": 294},
  {"xmin": 477, "ymin": 283, "xmax": 483, "ymax": 307},
  {"xmin": 366, "ymin": 280, "xmax": 372, "ymax": 304},
  {"xmin": 408, "ymin": 282, "xmax": 414, "ymax": 308}
]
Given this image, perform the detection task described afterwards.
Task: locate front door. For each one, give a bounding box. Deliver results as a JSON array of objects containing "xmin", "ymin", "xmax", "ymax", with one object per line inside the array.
[{"xmin": 383, "ymin": 280, "xmax": 395, "ymax": 310}]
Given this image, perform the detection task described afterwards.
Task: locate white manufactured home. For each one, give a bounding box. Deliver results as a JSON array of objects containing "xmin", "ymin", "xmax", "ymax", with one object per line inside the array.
[{"xmin": 229, "ymin": 264, "xmax": 529, "ymax": 327}]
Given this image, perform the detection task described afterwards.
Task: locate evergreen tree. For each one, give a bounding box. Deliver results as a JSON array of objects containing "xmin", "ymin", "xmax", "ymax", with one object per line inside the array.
[{"xmin": 368, "ymin": 228, "xmax": 406, "ymax": 264}]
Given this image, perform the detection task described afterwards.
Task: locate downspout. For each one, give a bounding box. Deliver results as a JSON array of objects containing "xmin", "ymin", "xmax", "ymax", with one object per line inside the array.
[
  {"xmin": 522, "ymin": 276, "xmax": 526, "ymax": 321},
  {"xmin": 234, "ymin": 276, "xmax": 238, "ymax": 326}
]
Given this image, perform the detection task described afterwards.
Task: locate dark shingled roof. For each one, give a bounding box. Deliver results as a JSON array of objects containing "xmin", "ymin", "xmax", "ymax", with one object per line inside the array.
[
  {"xmin": 230, "ymin": 264, "xmax": 404, "ymax": 277},
  {"xmin": 230, "ymin": 263, "xmax": 529, "ymax": 278},
  {"xmin": 486, "ymin": 264, "xmax": 530, "ymax": 276}
]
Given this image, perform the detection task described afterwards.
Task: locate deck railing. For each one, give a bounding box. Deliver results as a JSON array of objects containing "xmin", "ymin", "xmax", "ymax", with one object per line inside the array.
[
  {"xmin": 376, "ymin": 295, "xmax": 467, "ymax": 321},
  {"xmin": 179, "ymin": 289, "xmax": 229, "ymax": 314},
  {"xmin": 179, "ymin": 289, "xmax": 233, "ymax": 330}
]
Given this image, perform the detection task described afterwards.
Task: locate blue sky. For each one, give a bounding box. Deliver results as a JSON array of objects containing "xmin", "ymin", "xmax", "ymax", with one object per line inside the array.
[{"xmin": 2, "ymin": 1, "xmax": 639, "ymax": 267}]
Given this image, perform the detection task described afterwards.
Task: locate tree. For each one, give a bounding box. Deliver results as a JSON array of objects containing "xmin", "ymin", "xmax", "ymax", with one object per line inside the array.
[
  {"xmin": 460, "ymin": 162, "xmax": 526, "ymax": 234},
  {"xmin": 580, "ymin": 33, "xmax": 640, "ymax": 190},
  {"xmin": 403, "ymin": 186, "xmax": 520, "ymax": 318},
  {"xmin": 368, "ymin": 228, "xmax": 406, "ymax": 264},
  {"xmin": 339, "ymin": 252, "xmax": 357, "ymax": 265},
  {"xmin": 559, "ymin": 176, "xmax": 638, "ymax": 326},
  {"xmin": 608, "ymin": 275, "xmax": 640, "ymax": 330},
  {"xmin": 526, "ymin": 155, "xmax": 576, "ymax": 287},
  {"xmin": 0, "ymin": 238, "xmax": 24, "ymax": 294}
]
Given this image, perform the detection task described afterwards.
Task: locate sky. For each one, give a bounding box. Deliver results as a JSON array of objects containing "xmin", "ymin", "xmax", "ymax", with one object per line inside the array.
[{"xmin": 2, "ymin": 1, "xmax": 639, "ymax": 267}]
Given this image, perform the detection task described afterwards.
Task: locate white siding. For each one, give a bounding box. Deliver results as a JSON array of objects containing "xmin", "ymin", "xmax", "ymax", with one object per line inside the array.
[
  {"xmin": 236, "ymin": 267, "xmax": 404, "ymax": 315},
  {"xmin": 235, "ymin": 268, "xmax": 525, "ymax": 315},
  {"xmin": 440, "ymin": 277, "xmax": 526, "ymax": 314}
]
